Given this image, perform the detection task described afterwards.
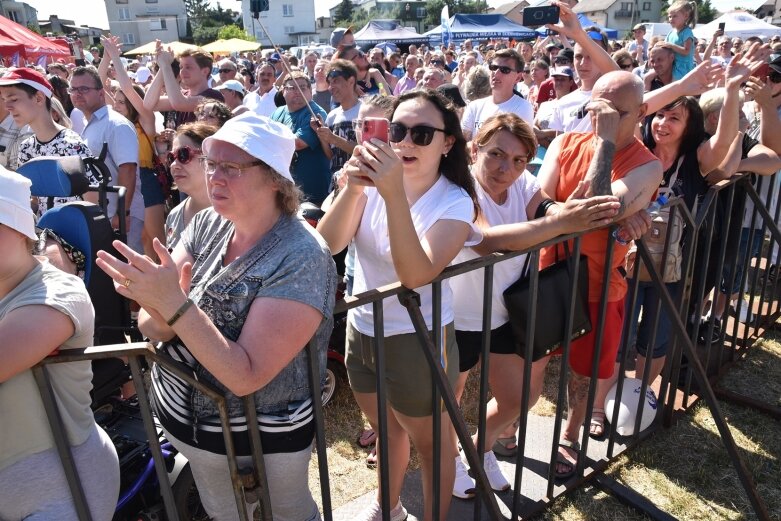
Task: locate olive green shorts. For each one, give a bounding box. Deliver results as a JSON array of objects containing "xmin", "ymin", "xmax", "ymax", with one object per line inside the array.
[{"xmin": 345, "ymin": 322, "xmax": 460, "ymax": 417}]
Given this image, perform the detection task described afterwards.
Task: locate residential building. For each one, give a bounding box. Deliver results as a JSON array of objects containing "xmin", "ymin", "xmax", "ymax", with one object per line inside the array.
[
  {"xmin": 330, "ymin": 0, "xmax": 428, "ymax": 33},
  {"xmin": 1, "ymin": 0, "xmax": 38, "ymax": 29},
  {"xmin": 103, "ymin": 0, "xmax": 187, "ymax": 50},
  {"xmin": 39, "ymin": 16, "xmax": 106, "ymax": 47},
  {"xmin": 242, "ymin": 0, "xmax": 317, "ymax": 47},
  {"xmin": 316, "ymin": 16, "xmax": 335, "ymax": 44},
  {"xmin": 574, "ymin": 0, "xmax": 663, "ymax": 35},
  {"xmin": 488, "ymin": 1, "xmax": 530, "ymax": 26}
]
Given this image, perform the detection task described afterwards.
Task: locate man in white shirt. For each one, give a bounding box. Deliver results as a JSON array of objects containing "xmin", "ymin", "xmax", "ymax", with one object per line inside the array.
[
  {"xmin": 460, "ymin": 48, "xmax": 534, "ymax": 141},
  {"xmin": 243, "ymin": 63, "xmax": 278, "ymax": 117}
]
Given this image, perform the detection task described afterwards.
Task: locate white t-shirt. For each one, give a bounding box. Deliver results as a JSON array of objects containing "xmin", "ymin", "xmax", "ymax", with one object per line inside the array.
[
  {"xmin": 452, "ymin": 171, "xmax": 540, "ymax": 331},
  {"xmin": 244, "ymin": 86, "xmax": 279, "ymax": 118},
  {"xmin": 549, "ymin": 89, "xmax": 592, "ymax": 133},
  {"xmin": 535, "ymin": 99, "xmax": 559, "ymax": 131},
  {"xmin": 349, "ymin": 175, "xmax": 481, "ymax": 336},
  {"xmin": 461, "ymin": 94, "xmax": 535, "ymax": 139},
  {"xmin": 741, "ymin": 101, "xmax": 781, "ymax": 229}
]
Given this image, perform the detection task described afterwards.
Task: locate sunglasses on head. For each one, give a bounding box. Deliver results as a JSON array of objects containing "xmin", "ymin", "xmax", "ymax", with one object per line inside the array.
[
  {"xmin": 167, "ymin": 146, "xmax": 202, "ymax": 165},
  {"xmin": 488, "ymin": 64, "xmax": 516, "ymax": 74},
  {"xmin": 326, "ymin": 70, "xmax": 350, "ymax": 81},
  {"xmin": 389, "ymin": 122, "xmax": 445, "ymax": 146}
]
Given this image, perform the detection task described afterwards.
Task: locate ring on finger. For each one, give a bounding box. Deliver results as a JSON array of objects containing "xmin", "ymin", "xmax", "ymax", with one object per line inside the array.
[{"xmin": 122, "ymin": 278, "xmax": 132, "ymax": 289}]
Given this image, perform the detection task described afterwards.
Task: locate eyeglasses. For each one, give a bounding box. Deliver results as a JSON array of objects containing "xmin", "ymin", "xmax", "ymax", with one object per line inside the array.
[
  {"xmin": 430, "ymin": 60, "xmax": 443, "ymax": 65},
  {"xmin": 67, "ymin": 86, "xmax": 101, "ymax": 95},
  {"xmin": 769, "ymin": 71, "xmax": 781, "ymax": 83},
  {"xmin": 284, "ymin": 82, "xmax": 311, "ymax": 91},
  {"xmin": 201, "ymin": 157, "xmax": 266, "ymax": 179},
  {"xmin": 389, "ymin": 122, "xmax": 445, "ymax": 146},
  {"xmin": 522, "ymin": 69, "xmax": 531, "ymax": 73},
  {"xmin": 619, "ymin": 62, "xmax": 634, "ymax": 70},
  {"xmin": 488, "ymin": 64, "xmax": 517, "ymax": 74},
  {"xmin": 218, "ymin": 68, "xmax": 235, "ymax": 74},
  {"xmin": 326, "ymin": 70, "xmax": 350, "ymax": 82},
  {"xmin": 167, "ymin": 146, "xmax": 202, "ymax": 165}
]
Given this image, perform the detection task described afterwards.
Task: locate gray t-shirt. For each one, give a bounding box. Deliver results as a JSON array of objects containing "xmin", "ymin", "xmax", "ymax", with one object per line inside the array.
[
  {"xmin": 0, "ymin": 259, "xmax": 95, "ymax": 471},
  {"xmin": 164, "ymin": 198, "xmax": 187, "ymax": 251},
  {"xmin": 152, "ymin": 208, "xmax": 337, "ymax": 455}
]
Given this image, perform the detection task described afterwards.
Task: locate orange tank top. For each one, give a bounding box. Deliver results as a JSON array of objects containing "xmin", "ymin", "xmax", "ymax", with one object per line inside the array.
[{"xmin": 540, "ymin": 132, "xmax": 658, "ymax": 302}]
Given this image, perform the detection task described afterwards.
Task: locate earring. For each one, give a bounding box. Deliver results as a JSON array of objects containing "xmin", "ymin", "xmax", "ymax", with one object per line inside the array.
[{"xmin": 443, "ymin": 152, "xmax": 448, "ymax": 158}]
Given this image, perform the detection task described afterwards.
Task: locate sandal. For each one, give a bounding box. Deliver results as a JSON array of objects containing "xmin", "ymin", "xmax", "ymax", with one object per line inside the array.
[
  {"xmin": 356, "ymin": 428, "xmax": 377, "ymax": 448},
  {"xmin": 554, "ymin": 439, "xmax": 580, "ymax": 480},
  {"xmin": 492, "ymin": 435, "xmax": 518, "ymax": 457},
  {"xmin": 366, "ymin": 446, "xmax": 377, "ymax": 468},
  {"xmin": 589, "ymin": 408, "xmax": 606, "ymax": 439}
]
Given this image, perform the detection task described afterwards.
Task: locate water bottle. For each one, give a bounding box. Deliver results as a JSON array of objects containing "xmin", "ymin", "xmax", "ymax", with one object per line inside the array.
[{"xmin": 613, "ymin": 194, "xmax": 669, "ymax": 245}]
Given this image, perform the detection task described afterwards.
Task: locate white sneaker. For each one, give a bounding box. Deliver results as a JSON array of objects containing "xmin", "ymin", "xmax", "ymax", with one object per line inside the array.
[
  {"xmin": 452, "ymin": 455, "xmax": 476, "ymax": 498},
  {"xmin": 356, "ymin": 499, "xmax": 409, "ymax": 521},
  {"xmin": 482, "ymin": 450, "xmax": 511, "ymax": 492}
]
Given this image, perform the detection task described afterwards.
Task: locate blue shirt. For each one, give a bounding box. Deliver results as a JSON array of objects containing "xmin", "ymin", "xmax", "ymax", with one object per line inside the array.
[
  {"xmin": 271, "ymin": 101, "xmax": 331, "ymax": 205},
  {"xmin": 666, "ymin": 27, "xmax": 695, "ymax": 81}
]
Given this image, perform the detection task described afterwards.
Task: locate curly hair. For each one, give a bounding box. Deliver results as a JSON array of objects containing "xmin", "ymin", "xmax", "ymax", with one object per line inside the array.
[
  {"xmin": 391, "ymin": 89, "xmax": 478, "ymax": 219},
  {"xmin": 463, "ymin": 65, "xmax": 491, "ymax": 102}
]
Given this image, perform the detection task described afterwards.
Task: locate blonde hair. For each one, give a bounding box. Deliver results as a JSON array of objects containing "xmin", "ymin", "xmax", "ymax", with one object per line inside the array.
[{"xmin": 668, "ymin": 0, "xmax": 697, "ymax": 28}]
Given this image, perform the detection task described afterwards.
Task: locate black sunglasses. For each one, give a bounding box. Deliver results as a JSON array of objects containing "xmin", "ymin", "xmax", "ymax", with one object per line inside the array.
[
  {"xmin": 326, "ymin": 70, "xmax": 350, "ymax": 82},
  {"xmin": 389, "ymin": 123, "xmax": 445, "ymax": 146},
  {"xmin": 488, "ymin": 64, "xmax": 517, "ymax": 74},
  {"xmin": 769, "ymin": 70, "xmax": 781, "ymax": 83},
  {"xmin": 430, "ymin": 59, "xmax": 444, "ymax": 65},
  {"xmin": 218, "ymin": 68, "xmax": 234, "ymax": 74},
  {"xmin": 167, "ymin": 146, "xmax": 202, "ymax": 165}
]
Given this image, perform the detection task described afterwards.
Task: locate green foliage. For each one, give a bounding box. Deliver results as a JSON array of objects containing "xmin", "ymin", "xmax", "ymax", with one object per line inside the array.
[
  {"xmin": 186, "ymin": 0, "xmax": 243, "ymax": 45},
  {"xmin": 334, "ymin": 0, "xmax": 354, "ymax": 25},
  {"xmin": 424, "ymin": 0, "xmax": 485, "ymax": 28},
  {"xmin": 217, "ymin": 25, "xmax": 254, "ymax": 41}
]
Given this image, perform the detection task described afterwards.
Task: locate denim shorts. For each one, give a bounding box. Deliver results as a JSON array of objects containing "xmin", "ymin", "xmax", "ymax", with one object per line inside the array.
[
  {"xmin": 621, "ymin": 281, "xmax": 681, "ymax": 359},
  {"xmin": 139, "ymin": 166, "xmax": 166, "ymax": 207}
]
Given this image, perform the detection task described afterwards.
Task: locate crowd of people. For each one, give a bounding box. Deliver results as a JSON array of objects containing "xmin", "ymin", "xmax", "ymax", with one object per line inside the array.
[{"xmin": 1, "ymin": 0, "xmax": 780, "ymax": 519}]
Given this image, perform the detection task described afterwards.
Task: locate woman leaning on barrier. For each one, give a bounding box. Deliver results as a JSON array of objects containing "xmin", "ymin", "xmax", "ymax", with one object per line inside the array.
[
  {"xmin": 0, "ymin": 167, "xmax": 120, "ymax": 520},
  {"xmin": 317, "ymin": 89, "xmax": 480, "ymax": 521},
  {"xmin": 97, "ymin": 113, "xmax": 337, "ymax": 521},
  {"xmin": 448, "ymin": 113, "xmax": 621, "ymax": 498}
]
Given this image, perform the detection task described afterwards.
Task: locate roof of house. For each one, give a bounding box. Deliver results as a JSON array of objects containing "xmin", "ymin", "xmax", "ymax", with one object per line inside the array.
[
  {"xmin": 488, "ymin": 1, "xmax": 528, "ymax": 15},
  {"xmin": 574, "ymin": 0, "xmax": 619, "ymax": 12}
]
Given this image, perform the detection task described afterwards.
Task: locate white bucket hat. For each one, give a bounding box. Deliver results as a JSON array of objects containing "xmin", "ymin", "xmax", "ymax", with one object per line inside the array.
[
  {"xmin": 202, "ymin": 112, "xmax": 296, "ymax": 183},
  {"xmin": 0, "ymin": 165, "xmax": 37, "ymax": 240}
]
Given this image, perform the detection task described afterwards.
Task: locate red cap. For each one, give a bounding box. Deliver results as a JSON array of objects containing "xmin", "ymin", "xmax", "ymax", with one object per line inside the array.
[{"xmin": 0, "ymin": 67, "xmax": 53, "ymax": 98}]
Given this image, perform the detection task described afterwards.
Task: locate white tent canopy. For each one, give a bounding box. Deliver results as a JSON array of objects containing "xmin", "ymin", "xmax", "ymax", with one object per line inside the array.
[{"xmin": 693, "ymin": 11, "xmax": 781, "ymax": 40}]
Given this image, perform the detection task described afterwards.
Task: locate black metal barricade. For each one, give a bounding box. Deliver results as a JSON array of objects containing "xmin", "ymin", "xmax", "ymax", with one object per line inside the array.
[{"xmin": 33, "ymin": 172, "xmax": 779, "ymax": 521}]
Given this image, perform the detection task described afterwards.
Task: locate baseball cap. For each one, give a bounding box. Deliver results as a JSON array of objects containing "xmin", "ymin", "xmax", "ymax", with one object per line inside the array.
[
  {"xmin": 268, "ymin": 52, "xmax": 282, "ymax": 63},
  {"xmin": 769, "ymin": 54, "xmax": 781, "ymax": 74},
  {"xmin": 551, "ymin": 66, "xmax": 575, "ymax": 79},
  {"xmin": 0, "ymin": 68, "xmax": 53, "ymax": 98},
  {"xmin": 135, "ymin": 66, "xmax": 152, "ymax": 84},
  {"xmin": 330, "ymin": 27, "xmax": 354, "ymax": 48},
  {"xmin": 0, "ymin": 165, "xmax": 37, "ymax": 240},
  {"xmin": 215, "ymin": 79, "xmax": 245, "ymax": 95},
  {"xmin": 202, "ymin": 112, "xmax": 296, "ymax": 183},
  {"xmin": 437, "ymin": 83, "xmax": 466, "ymax": 108}
]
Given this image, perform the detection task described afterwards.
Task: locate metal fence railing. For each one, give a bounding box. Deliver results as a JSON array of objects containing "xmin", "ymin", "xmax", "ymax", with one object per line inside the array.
[{"xmin": 34, "ymin": 171, "xmax": 779, "ymax": 521}]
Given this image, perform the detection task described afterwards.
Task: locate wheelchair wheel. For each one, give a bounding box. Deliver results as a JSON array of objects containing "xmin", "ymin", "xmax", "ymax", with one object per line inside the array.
[{"xmin": 171, "ymin": 463, "xmax": 209, "ymax": 521}]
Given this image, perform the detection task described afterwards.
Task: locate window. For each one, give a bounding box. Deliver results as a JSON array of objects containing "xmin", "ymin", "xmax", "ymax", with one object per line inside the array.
[
  {"xmin": 416, "ymin": 7, "xmax": 426, "ymax": 18},
  {"xmin": 118, "ymin": 7, "xmax": 131, "ymax": 20},
  {"xmin": 122, "ymin": 33, "xmax": 135, "ymax": 45},
  {"xmin": 283, "ymin": 4, "xmax": 293, "ymax": 16},
  {"xmin": 642, "ymin": 2, "xmax": 651, "ymax": 9},
  {"xmin": 116, "ymin": 0, "xmax": 128, "ymax": 3},
  {"xmin": 621, "ymin": 2, "xmax": 633, "ymax": 11},
  {"xmin": 284, "ymin": 25, "xmax": 295, "ymax": 34},
  {"xmin": 149, "ymin": 18, "xmax": 167, "ymax": 31}
]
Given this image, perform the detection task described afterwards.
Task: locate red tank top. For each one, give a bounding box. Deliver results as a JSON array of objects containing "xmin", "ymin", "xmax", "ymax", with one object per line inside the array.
[{"xmin": 540, "ymin": 132, "xmax": 658, "ymax": 302}]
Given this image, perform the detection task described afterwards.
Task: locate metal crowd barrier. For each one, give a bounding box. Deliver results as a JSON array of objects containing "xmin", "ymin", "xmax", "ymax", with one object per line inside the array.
[{"xmin": 34, "ymin": 172, "xmax": 779, "ymax": 521}]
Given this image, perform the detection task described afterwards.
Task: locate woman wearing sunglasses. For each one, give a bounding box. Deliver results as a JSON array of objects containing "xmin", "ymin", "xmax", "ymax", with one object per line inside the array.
[
  {"xmin": 318, "ymin": 89, "xmax": 479, "ymax": 521},
  {"xmin": 164, "ymin": 122, "xmax": 217, "ymax": 250}
]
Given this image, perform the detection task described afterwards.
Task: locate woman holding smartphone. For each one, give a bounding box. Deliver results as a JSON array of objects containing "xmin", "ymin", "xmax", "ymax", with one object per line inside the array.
[{"xmin": 318, "ymin": 89, "xmax": 479, "ymax": 521}]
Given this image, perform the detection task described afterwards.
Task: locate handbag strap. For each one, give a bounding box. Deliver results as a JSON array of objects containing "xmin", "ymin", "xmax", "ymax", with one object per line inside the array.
[
  {"xmin": 138, "ymin": 125, "xmax": 162, "ymax": 162},
  {"xmin": 663, "ymin": 156, "xmax": 684, "ymax": 193}
]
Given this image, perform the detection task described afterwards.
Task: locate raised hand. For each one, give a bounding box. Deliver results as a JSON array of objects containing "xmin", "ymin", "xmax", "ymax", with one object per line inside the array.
[
  {"xmin": 545, "ymin": 0, "xmax": 583, "ymax": 40},
  {"xmin": 679, "ymin": 60, "xmax": 722, "ymax": 96}
]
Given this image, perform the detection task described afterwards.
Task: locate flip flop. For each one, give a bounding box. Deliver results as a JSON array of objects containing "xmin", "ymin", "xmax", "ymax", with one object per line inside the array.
[
  {"xmin": 366, "ymin": 446, "xmax": 377, "ymax": 468},
  {"xmin": 554, "ymin": 439, "xmax": 580, "ymax": 480},
  {"xmin": 356, "ymin": 428, "xmax": 377, "ymax": 448},
  {"xmin": 589, "ymin": 408, "xmax": 607, "ymax": 439},
  {"xmin": 492, "ymin": 435, "xmax": 518, "ymax": 457}
]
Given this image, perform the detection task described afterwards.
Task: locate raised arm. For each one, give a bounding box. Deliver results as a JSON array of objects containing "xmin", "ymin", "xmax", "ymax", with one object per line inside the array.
[
  {"xmin": 316, "ymin": 154, "xmax": 367, "ymax": 254},
  {"xmin": 546, "ymin": 1, "xmax": 619, "ymax": 75},
  {"xmin": 142, "ymin": 61, "xmax": 168, "ymax": 112},
  {"xmin": 156, "ymin": 44, "xmax": 201, "ymax": 113},
  {"xmin": 745, "ymin": 76, "xmax": 781, "ymax": 155},
  {"xmin": 103, "ymin": 35, "xmax": 157, "ymax": 136}
]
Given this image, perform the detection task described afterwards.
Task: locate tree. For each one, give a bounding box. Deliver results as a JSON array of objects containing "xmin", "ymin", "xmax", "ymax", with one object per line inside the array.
[
  {"xmin": 186, "ymin": 1, "xmax": 244, "ymax": 45},
  {"xmin": 424, "ymin": 0, "xmax": 483, "ymax": 29},
  {"xmin": 334, "ymin": 0, "xmax": 354, "ymax": 25},
  {"xmin": 217, "ymin": 25, "xmax": 254, "ymax": 41}
]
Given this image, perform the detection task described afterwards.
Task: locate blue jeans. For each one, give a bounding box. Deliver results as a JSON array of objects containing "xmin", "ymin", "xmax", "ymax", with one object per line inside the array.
[{"xmin": 622, "ymin": 280, "xmax": 681, "ymax": 359}]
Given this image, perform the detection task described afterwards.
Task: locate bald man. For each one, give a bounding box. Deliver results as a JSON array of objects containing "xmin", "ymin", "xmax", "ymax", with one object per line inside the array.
[{"xmin": 537, "ymin": 71, "xmax": 663, "ymax": 479}]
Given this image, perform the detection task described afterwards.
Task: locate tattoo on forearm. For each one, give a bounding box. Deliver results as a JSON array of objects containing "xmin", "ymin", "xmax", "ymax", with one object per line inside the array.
[{"xmin": 585, "ymin": 139, "xmax": 616, "ymax": 197}]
